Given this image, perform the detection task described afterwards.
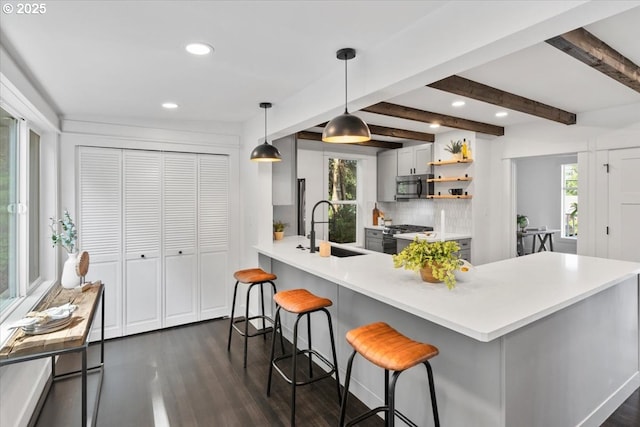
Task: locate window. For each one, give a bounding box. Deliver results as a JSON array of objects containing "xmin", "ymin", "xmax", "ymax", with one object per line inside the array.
[
  {"xmin": 561, "ymin": 163, "xmax": 578, "ymax": 238},
  {"xmin": 328, "ymin": 158, "xmax": 358, "ymax": 244},
  {"xmin": 0, "ymin": 107, "xmax": 41, "ymax": 315}
]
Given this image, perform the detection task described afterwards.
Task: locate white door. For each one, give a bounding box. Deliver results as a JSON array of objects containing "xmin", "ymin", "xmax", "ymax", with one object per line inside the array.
[
  {"xmin": 78, "ymin": 147, "xmax": 123, "ymax": 340},
  {"xmin": 123, "ymin": 150, "xmax": 162, "ymax": 335},
  {"xmin": 163, "ymin": 153, "xmax": 198, "ymax": 327},
  {"xmin": 198, "ymin": 154, "xmax": 230, "ymax": 319},
  {"xmin": 609, "ymin": 147, "xmax": 640, "ymax": 262}
]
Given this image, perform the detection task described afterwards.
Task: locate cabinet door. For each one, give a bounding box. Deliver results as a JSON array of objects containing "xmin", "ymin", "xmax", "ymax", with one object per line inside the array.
[
  {"xmin": 78, "ymin": 147, "xmax": 123, "ymax": 340},
  {"xmin": 377, "ymin": 150, "xmax": 398, "ymax": 202},
  {"xmin": 163, "ymin": 153, "xmax": 198, "ymax": 326},
  {"xmin": 414, "ymin": 144, "xmax": 433, "ymax": 175},
  {"xmin": 123, "ymin": 150, "xmax": 162, "ymax": 334},
  {"xmin": 198, "ymin": 155, "xmax": 230, "ymax": 319},
  {"xmin": 397, "ymin": 148, "xmax": 414, "ymax": 175}
]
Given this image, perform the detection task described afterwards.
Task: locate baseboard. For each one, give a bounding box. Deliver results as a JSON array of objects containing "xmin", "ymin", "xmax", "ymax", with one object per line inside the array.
[
  {"xmin": 0, "ymin": 359, "xmax": 51, "ymax": 427},
  {"xmin": 578, "ymin": 372, "xmax": 640, "ymax": 427}
]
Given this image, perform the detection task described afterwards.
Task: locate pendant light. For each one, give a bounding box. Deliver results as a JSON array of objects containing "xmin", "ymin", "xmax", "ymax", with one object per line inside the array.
[
  {"xmin": 322, "ymin": 48, "xmax": 371, "ymax": 143},
  {"xmin": 250, "ymin": 102, "xmax": 282, "ymax": 162}
]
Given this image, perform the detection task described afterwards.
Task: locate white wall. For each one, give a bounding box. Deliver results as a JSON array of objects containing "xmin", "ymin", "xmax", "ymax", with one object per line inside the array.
[{"xmin": 515, "ymin": 155, "xmax": 577, "ymax": 254}]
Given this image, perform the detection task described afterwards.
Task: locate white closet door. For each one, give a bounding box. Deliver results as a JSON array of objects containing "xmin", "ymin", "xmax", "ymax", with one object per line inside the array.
[
  {"xmin": 163, "ymin": 153, "xmax": 198, "ymax": 326},
  {"xmin": 609, "ymin": 147, "xmax": 640, "ymax": 262},
  {"xmin": 123, "ymin": 150, "xmax": 162, "ymax": 335},
  {"xmin": 78, "ymin": 146, "xmax": 123, "ymax": 340},
  {"xmin": 198, "ymin": 154, "xmax": 230, "ymax": 319}
]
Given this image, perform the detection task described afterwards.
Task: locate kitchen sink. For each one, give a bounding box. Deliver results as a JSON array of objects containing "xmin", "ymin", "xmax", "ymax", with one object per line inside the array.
[{"xmin": 329, "ymin": 246, "xmax": 366, "ymax": 258}]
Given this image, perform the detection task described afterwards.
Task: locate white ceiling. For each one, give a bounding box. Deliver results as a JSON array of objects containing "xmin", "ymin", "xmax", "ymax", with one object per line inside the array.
[{"xmin": 1, "ymin": 1, "xmax": 639, "ymax": 136}]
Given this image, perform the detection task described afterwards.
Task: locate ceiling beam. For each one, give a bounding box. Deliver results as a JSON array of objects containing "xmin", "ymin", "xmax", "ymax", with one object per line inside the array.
[
  {"xmin": 296, "ymin": 131, "xmax": 402, "ymax": 149},
  {"xmin": 546, "ymin": 27, "xmax": 640, "ymax": 93},
  {"xmin": 428, "ymin": 75, "xmax": 576, "ymax": 125},
  {"xmin": 317, "ymin": 122, "xmax": 434, "ymax": 142},
  {"xmin": 362, "ymin": 102, "xmax": 504, "ymax": 136}
]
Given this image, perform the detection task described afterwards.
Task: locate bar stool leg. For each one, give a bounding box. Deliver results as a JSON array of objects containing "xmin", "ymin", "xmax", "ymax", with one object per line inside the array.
[
  {"xmin": 384, "ymin": 369, "xmax": 390, "ymax": 424},
  {"xmin": 242, "ymin": 283, "xmax": 257, "ymax": 368},
  {"xmin": 338, "ymin": 350, "xmax": 357, "ymax": 426},
  {"xmin": 388, "ymin": 371, "xmax": 402, "ymax": 427},
  {"xmin": 266, "ymin": 307, "xmax": 282, "ymax": 397},
  {"xmin": 227, "ymin": 280, "xmax": 240, "ymax": 351},
  {"xmin": 323, "ymin": 307, "xmax": 342, "ymax": 403},
  {"xmin": 307, "ymin": 312, "xmax": 313, "ymax": 378},
  {"xmin": 424, "ymin": 361, "xmax": 440, "ymax": 427},
  {"xmin": 291, "ymin": 314, "xmax": 304, "ymax": 426},
  {"xmin": 260, "ymin": 283, "xmax": 266, "ymax": 338}
]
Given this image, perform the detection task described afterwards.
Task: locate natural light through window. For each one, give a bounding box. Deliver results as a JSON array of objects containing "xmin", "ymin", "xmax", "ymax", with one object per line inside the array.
[
  {"xmin": 561, "ymin": 163, "xmax": 578, "ymax": 239},
  {"xmin": 327, "ymin": 158, "xmax": 358, "ymax": 244}
]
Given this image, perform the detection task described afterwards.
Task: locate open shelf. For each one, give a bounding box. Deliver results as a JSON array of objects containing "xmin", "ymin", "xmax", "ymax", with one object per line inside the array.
[
  {"xmin": 427, "ymin": 195, "xmax": 473, "ymax": 199},
  {"xmin": 428, "ymin": 176, "xmax": 473, "ymax": 183},
  {"xmin": 429, "ymin": 159, "xmax": 474, "ymax": 166}
]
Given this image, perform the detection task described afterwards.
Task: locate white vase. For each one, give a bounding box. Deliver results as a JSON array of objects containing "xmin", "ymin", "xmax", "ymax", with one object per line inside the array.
[{"xmin": 61, "ymin": 252, "xmax": 81, "ymax": 289}]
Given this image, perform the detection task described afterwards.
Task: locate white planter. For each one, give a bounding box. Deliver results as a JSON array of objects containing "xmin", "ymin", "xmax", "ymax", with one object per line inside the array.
[{"xmin": 61, "ymin": 252, "xmax": 81, "ymax": 289}]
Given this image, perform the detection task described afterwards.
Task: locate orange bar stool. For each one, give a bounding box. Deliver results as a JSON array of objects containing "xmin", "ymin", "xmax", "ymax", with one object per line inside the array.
[
  {"xmin": 339, "ymin": 322, "xmax": 440, "ymax": 427},
  {"xmin": 266, "ymin": 288, "xmax": 341, "ymax": 426},
  {"xmin": 227, "ymin": 268, "xmax": 278, "ymax": 368}
]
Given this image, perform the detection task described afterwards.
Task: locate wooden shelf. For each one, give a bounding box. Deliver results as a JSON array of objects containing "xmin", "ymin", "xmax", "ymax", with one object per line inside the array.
[
  {"xmin": 429, "ymin": 158, "xmax": 474, "ymax": 166},
  {"xmin": 428, "ymin": 176, "xmax": 473, "ymax": 183},
  {"xmin": 427, "ymin": 195, "xmax": 473, "ymax": 199}
]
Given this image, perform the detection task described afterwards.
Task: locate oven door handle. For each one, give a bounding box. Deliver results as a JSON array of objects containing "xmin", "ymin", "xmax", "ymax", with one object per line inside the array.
[{"xmin": 417, "ymin": 179, "xmax": 423, "ymax": 198}]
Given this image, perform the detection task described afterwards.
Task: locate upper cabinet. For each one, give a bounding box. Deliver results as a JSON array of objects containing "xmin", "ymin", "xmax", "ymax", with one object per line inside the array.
[
  {"xmin": 397, "ymin": 144, "xmax": 432, "ymax": 175},
  {"xmin": 377, "ymin": 149, "xmax": 397, "ymax": 202}
]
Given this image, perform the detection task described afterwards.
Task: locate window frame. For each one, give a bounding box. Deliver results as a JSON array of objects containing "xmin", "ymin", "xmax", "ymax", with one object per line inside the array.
[
  {"xmin": 561, "ymin": 163, "xmax": 578, "ymax": 240},
  {"xmin": 324, "ymin": 154, "xmax": 362, "ymax": 246}
]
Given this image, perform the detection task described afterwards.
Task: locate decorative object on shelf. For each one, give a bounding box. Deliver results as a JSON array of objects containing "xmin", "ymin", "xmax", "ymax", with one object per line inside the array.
[
  {"xmin": 251, "ymin": 102, "xmax": 282, "ymax": 162},
  {"xmin": 273, "ymin": 220, "xmax": 288, "ymax": 240},
  {"xmin": 372, "ymin": 203, "xmax": 380, "ymax": 226},
  {"xmin": 517, "ymin": 214, "xmax": 529, "ymax": 232},
  {"xmin": 50, "ymin": 210, "xmax": 81, "ymax": 289},
  {"xmin": 76, "ymin": 251, "xmax": 90, "ymax": 284},
  {"xmin": 461, "ymin": 139, "xmax": 469, "ymax": 159},
  {"xmin": 392, "ymin": 237, "xmax": 460, "ymax": 289},
  {"xmin": 322, "ymin": 48, "xmax": 371, "ymax": 143},
  {"xmin": 444, "ymin": 140, "xmax": 463, "ymax": 160}
]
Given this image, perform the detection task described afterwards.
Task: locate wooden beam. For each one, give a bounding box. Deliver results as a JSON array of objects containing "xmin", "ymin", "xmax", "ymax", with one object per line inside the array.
[
  {"xmin": 296, "ymin": 131, "xmax": 402, "ymax": 149},
  {"xmin": 362, "ymin": 102, "xmax": 504, "ymax": 136},
  {"xmin": 428, "ymin": 75, "xmax": 576, "ymax": 125},
  {"xmin": 316, "ymin": 122, "xmax": 434, "ymax": 142},
  {"xmin": 546, "ymin": 27, "xmax": 640, "ymax": 93}
]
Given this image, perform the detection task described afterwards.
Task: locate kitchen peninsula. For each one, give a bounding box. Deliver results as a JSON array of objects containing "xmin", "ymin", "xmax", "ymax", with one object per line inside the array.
[{"xmin": 255, "ymin": 236, "xmax": 640, "ymax": 427}]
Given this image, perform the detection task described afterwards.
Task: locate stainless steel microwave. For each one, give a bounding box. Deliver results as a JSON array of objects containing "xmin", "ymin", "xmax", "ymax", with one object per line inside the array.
[{"xmin": 395, "ymin": 174, "xmax": 434, "ymax": 200}]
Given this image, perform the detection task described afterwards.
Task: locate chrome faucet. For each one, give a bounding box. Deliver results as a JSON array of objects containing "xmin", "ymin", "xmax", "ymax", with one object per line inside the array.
[{"xmin": 310, "ymin": 200, "xmax": 335, "ymax": 253}]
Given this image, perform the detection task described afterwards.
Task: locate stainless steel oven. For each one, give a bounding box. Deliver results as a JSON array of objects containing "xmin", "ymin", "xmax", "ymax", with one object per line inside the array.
[{"xmin": 382, "ymin": 224, "xmax": 434, "ymax": 254}]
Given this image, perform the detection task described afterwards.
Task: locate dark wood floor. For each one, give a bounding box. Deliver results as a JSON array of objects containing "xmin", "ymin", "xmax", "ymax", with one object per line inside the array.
[
  {"xmin": 34, "ymin": 318, "xmax": 380, "ymax": 427},
  {"xmin": 33, "ymin": 318, "xmax": 640, "ymax": 427}
]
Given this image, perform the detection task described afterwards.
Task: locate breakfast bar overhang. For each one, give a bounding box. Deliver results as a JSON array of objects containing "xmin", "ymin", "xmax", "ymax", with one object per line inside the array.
[{"xmin": 255, "ymin": 236, "xmax": 640, "ymax": 427}]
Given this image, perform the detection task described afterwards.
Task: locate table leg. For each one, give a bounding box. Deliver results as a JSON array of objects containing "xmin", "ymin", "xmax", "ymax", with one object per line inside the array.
[
  {"xmin": 549, "ymin": 234, "xmax": 554, "ymax": 251},
  {"xmin": 531, "ymin": 235, "xmax": 536, "ymax": 254},
  {"xmin": 82, "ymin": 348, "xmax": 87, "ymax": 426}
]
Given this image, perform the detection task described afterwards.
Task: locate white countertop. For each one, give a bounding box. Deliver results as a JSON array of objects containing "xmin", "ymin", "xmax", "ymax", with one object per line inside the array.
[
  {"xmin": 255, "ymin": 236, "xmax": 640, "ymax": 342},
  {"xmin": 394, "ymin": 231, "xmax": 472, "ymax": 241}
]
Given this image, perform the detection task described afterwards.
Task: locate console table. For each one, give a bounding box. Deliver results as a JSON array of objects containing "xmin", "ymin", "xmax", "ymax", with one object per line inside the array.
[
  {"xmin": 0, "ymin": 281, "xmax": 105, "ymax": 427},
  {"xmin": 517, "ymin": 229, "xmax": 559, "ymax": 256}
]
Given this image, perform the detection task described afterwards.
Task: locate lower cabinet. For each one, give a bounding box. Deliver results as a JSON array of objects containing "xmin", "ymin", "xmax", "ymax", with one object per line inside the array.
[{"xmin": 365, "ymin": 228, "xmax": 384, "ymax": 253}]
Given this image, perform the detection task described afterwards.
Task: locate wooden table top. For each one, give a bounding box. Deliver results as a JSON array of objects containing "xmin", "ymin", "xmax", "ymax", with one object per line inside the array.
[{"xmin": 0, "ymin": 281, "xmax": 103, "ymax": 361}]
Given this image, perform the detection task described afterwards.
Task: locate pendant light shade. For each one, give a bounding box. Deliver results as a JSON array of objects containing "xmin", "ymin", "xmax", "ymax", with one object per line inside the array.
[
  {"xmin": 250, "ymin": 102, "xmax": 282, "ymax": 162},
  {"xmin": 322, "ymin": 48, "xmax": 371, "ymax": 143}
]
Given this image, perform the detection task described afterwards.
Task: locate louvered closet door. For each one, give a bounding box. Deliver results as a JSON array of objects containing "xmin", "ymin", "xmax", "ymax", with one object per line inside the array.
[
  {"xmin": 78, "ymin": 147, "xmax": 123, "ymax": 340},
  {"xmin": 199, "ymin": 154, "xmax": 229, "ymax": 319},
  {"xmin": 163, "ymin": 153, "xmax": 198, "ymax": 327},
  {"xmin": 123, "ymin": 150, "xmax": 162, "ymax": 335}
]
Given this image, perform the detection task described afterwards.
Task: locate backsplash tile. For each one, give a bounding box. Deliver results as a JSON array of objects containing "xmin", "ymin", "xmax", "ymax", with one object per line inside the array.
[
  {"xmin": 433, "ymin": 200, "xmax": 472, "ymax": 234},
  {"xmin": 378, "ymin": 199, "xmax": 471, "ymax": 234}
]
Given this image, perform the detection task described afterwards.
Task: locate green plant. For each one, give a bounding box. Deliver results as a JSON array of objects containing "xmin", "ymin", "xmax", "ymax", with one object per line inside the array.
[
  {"xmin": 444, "ymin": 140, "xmax": 463, "ymax": 154},
  {"xmin": 273, "ymin": 220, "xmax": 288, "ymax": 232},
  {"xmin": 50, "ymin": 210, "xmax": 77, "ymax": 253},
  {"xmin": 392, "ymin": 238, "xmax": 460, "ymax": 289},
  {"xmin": 517, "ymin": 214, "xmax": 529, "ymax": 229}
]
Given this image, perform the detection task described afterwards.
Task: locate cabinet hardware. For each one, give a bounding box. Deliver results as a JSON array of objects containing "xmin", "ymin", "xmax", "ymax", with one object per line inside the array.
[
  {"xmin": 141, "ymin": 254, "xmax": 145, "ymax": 258},
  {"xmin": 603, "ymin": 163, "xmax": 609, "ymax": 173},
  {"xmin": 178, "ymin": 250, "xmax": 183, "ymax": 254}
]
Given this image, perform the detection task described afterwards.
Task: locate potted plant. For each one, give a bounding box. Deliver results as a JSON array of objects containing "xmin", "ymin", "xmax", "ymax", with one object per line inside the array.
[
  {"xmin": 392, "ymin": 237, "xmax": 461, "ymax": 289},
  {"xmin": 444, "ymin": 140, "xmax": 463, "ymax": 160},
  {"xmin": 273, "ymin": 220, "xmax": 288, "ymax": 240},
  {"xmin": 50, "ymin": 210, "xmax": 80, "ymax": 288},
  {"xmin": 517, "ymin": 214, "xmax": 529, "ymax": 232}
]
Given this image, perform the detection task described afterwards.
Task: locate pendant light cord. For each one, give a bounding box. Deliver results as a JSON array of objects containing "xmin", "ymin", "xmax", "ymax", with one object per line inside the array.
[
  {"xmin": 264, "ymin": 106, "xmax": 268, "ymax": 144},
  {"xmin": 344, "ymin": 56, "xmax": 348, "ymax": 114}
]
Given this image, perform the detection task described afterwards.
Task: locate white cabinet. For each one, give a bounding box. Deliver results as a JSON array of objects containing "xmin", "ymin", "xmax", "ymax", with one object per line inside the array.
[
  {"xmin": 77, "ymin": 147, "xmax": 230, "ymax": 339},
  {"xmin": 397, "ymin": 144, "xmax": 433, "ymax": 175},
  {"xmin": 123, "ymin": 150, "xmax": 162, "ymax": 335},
  {"xmin": 377, "ymin": 149, "xmax": 397, "ymax": 202}
]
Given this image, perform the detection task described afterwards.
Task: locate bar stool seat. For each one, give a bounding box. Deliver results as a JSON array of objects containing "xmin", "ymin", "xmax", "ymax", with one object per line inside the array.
[
  {"xmin": 227, "ymin": 268, "xmax": 278, "ymax": 368},
  {"xmin": 340, "ymin": 322, "xmax": 440, "ymax": 427},
  {"xmin": 267, "ymin": 288, "xmax": 341, "ymax": 426}
]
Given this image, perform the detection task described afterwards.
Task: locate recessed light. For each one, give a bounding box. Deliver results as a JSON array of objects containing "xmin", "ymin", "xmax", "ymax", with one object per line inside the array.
[
  {"xmin": 495, "ymin": 111, "xmax": 509, "ymax": 118},
  {"xmin": 429, "ymin": 123, "xmax": 440, "ymax": 129},
  {"xmin": 451, "ymin": 100, "xmax": 466, "ymax": 107},
  {"xmin": 162, "ymin": 102, "xmax": 178, "ymax": 109},
  {"xmin": 185, "ymin": 43, "xmax": 213, "ymax": 55}
]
